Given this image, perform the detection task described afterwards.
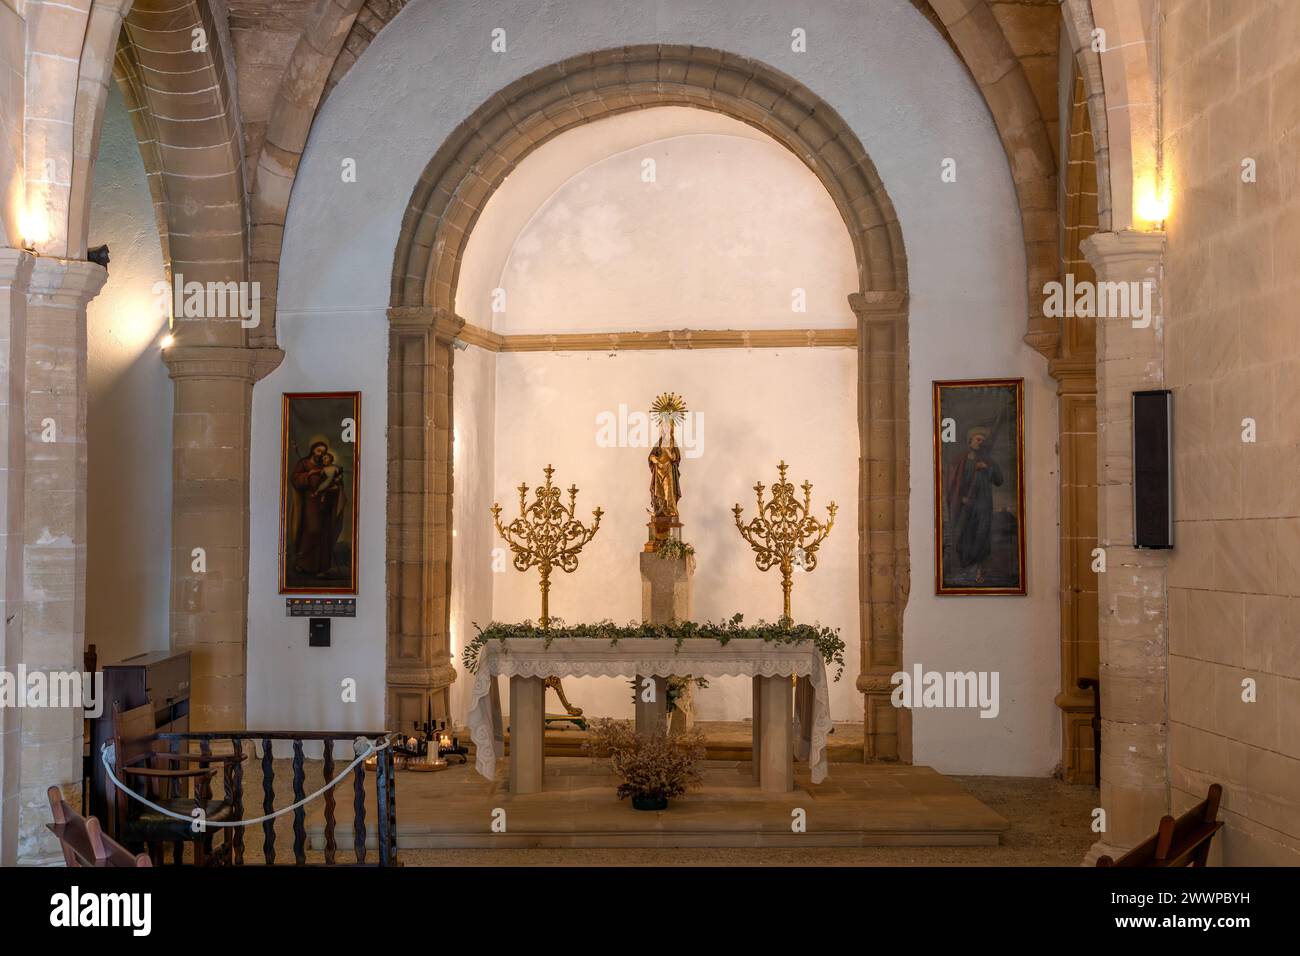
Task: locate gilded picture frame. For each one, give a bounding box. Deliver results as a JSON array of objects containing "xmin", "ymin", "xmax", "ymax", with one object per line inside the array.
[
  {"xmin": 279, "ymin": 392, "xmax": 361, "ymax": 594},
  {"xmin": 932, "ymin": 379, "xmax": 1026, "ymax": 595}
]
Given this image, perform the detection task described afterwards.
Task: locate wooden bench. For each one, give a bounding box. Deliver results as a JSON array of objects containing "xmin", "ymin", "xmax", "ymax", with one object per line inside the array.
[
  {"xmin": 48, "ymin": 786, "xmax": 152, "ymax": 867},
  {"xmin": 1097, "ymin": 784, "xmax": 1224, "ymax": 867}
]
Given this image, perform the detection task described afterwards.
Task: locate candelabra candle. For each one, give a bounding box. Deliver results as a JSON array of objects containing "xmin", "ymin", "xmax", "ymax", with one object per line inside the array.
[
  {"xmin": 732, "ymin": 460, "xmax": 837, "ymax": 620},
  {"xmin": 491, "ymin": 464, "xmax": 603, "ymax": 628}
]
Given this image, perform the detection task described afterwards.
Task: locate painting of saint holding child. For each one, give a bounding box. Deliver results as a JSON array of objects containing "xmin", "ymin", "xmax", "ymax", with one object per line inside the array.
[{"xmin": 279, "ymin": 392, "xmax": 361, "ymax": 594}]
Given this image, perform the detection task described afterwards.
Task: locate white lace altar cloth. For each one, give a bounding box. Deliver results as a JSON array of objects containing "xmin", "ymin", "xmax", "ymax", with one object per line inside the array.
[{"xmin": 466, "ymin": 638, "xmax": 833, "ymax": 783}]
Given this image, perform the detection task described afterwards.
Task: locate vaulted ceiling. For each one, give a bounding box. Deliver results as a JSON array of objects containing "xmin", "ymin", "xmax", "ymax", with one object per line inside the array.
[{"xmin": 111, "ymin": 0, "xmax": 1066, "ymax": 351}]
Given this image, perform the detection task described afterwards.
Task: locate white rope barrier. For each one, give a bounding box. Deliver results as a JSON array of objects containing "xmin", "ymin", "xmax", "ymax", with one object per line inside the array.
[{"xmin": 100, "ymin": 735, "xmax": 392, "ymax": 828}]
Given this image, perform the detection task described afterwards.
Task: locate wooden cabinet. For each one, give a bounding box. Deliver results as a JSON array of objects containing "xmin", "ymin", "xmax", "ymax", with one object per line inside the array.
[{"xmin": 88, "ymin": 650, "xmax": 191, "ymax": 829}]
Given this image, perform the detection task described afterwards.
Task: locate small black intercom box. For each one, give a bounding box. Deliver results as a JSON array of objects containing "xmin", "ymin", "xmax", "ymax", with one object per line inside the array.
[{"xmin": 309, "ymin": 618, "xmax": 331, "ymax": 647}]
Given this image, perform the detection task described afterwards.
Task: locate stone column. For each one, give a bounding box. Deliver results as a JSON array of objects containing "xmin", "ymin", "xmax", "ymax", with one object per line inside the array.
[
  {"xmin": 386, "ymin": 307, "xmax": 462, "ymax": 729},
  {"xmin": 849, "ymin": 291, "xmax": 910, "ymax": 762},
  {"xmin": 0, "ymin": 249, "xmax": 33, "ymax": 867},
  {"xmin": 636, "ymin": 550, "xmax": 693, "ymax": 734},
  {"xmin": 18, "ymin": 257, "xmax": 106, "ymax": 863},
  {"xmin": 163, "ymin": 345, "xmax": 283, "ymax": 731},
  {"xmin": 1080, "ymin": 230, "xmax": 1169, "ymax": 860},
  {"xmin": 1050, "ymin": 359, "xmax": 1100, "ymax": 783}
]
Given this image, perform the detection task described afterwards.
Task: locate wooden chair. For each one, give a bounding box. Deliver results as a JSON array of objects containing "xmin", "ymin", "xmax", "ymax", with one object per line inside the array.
[
  {"xmin": 109, "ymin": 702, "xmax": 244, "ymax": 865},
  {"xmin": 1097, "ymin": 784, "xmax": 1225, "ymax": 867},
  {"xmin": 47, "ymin": 786, "xmax": 151, "ymax": 867}
]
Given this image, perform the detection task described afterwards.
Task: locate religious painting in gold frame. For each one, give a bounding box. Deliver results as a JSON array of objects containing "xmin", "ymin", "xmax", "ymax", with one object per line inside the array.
[
  {"xmin": 932, "ymin": 379, "xmax": 1026, "ymax": 595},
  {"xmin": 279, "ymin": 392, "xmax": 360, "ymax": 594}
]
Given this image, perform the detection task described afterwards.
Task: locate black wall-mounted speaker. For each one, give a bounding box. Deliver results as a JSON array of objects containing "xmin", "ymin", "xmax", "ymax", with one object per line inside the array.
[
  {"xmin": 1133, "ymin": 389, "xmax": 1173, "ymax": 549},
  {"xmin": 309, "ymin": 617, "xmax": 331, "ymax": 647}
]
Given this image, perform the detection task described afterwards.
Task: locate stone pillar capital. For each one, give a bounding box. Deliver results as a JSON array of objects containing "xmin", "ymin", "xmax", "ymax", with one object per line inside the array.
[
  {"xmin": 848, "ymin": 289, "xmax": 908, "ymax": 319},
  {"xmin": 386, "ymin": 306, "xmax": 466, "ymax": 343},
  {"xmin": 0, "ymin": 248, "xmax": 35, "ymax": 289},
  {"xmin": 387, "ymin": 660, "xmax": 458, "ymax": 693},
  {"xmin": 856, "ymin": 673, "xmax": 896, "ymax": 695},
  {"xmin": 162, "ymin": 345, "xmax": 285, "ymax": 383},
  {"xmin": 26, "ymin": 256, "xmax": 107, "ymax": 305},
  {"xmin": 1023, "ymin": 328, "xmax": 1061, "ymax": 361},
  {"xmin": 1080, "ymin": 230, "xmax": 1166, "ymax": 280}
]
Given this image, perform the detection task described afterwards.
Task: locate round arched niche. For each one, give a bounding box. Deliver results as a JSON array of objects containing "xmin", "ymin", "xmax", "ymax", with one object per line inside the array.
[
  {"xmin": 456, "ymin": 105, "xmax": 861, "ymax": 333},
  {"xmin": 386, "ymin": 46, "xmax": 911, "ymax": 761}
]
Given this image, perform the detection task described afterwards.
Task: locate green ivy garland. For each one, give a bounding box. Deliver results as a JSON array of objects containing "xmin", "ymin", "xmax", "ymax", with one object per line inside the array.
[{"xmin": 463, "ymin": 613, "xmax": 845, "ymax": 681}]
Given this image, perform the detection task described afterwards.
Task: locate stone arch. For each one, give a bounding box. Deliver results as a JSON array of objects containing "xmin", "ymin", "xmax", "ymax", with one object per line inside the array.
[
  {"xmin": 116, "ymin": 0, "xmax": 248, "ymax": 348},
  {"xmin": 1088, "ymin": 0, "xmax": 1160, "ymax": 233},
  {"xmin": 1060, "ymin": 0, "xmax": 1112, "ymax": 231},
  {"xmin": 22, "ymin": 0, "xmax": 131, "ymax": 258},
  {"xmin": 248, "ymin": 0, "xmax": 368, "ymax": 350},
  {"xmin": 383, "ymin": 46, "xmax": 911, "ymax": 760},
  {"xmin": 1061, "ymin": 0, "xmax": 1159, "ymax": 234},
  {"xmin": 391, "ymin": 49, "xmax": 906, "ymax": 309},
  {"xmin": 112, "ymin": 41, "xmax": 173, "ymax": 272},
  {"xmin": 924, "ymin": 0, "xmax": 1060, "ymax": 358}
]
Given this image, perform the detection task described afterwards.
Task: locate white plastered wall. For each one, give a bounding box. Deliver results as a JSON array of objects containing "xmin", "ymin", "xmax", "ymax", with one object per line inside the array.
[
  {"xmin": 85, "ymin": 83, "xmax": 173, "ymax": 666},
  {"xmin": 264, "ymin": 0, "xmax": 1061, "ymax": 775}
]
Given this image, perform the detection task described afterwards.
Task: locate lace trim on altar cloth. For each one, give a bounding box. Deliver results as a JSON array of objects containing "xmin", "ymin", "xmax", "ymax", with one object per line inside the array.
[{"xmin": 466, "ymin": 654, "xmax": 833, "ymax": 785}]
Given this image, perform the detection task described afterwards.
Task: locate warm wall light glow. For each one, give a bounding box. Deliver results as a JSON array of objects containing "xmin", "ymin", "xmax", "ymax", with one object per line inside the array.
[
  {"xmin": 18, "ymin": 206, "xmax": 49, "ymax": 247},
  {"xmin": 1135, "ymin": 176, "xmax": 1171, "ymax": 226},
  {"xmin": 160, "ymin": 334, "xmax": 175, "ymax": 349}
]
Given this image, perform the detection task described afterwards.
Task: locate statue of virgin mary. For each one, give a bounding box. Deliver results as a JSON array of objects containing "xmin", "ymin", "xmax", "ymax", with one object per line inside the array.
[{"xmin": 647, "ymin": 393, "xmax": 686, "ymax": 520}]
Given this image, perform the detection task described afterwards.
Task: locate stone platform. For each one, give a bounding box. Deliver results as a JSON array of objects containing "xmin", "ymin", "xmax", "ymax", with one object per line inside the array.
[
  {"xmin": 527, "ymin": 719, "xmax": 866, "ymax": 763},
  {"xmin": 306, "ymin": 757, "xmax": 1008, "ymax": 850}
]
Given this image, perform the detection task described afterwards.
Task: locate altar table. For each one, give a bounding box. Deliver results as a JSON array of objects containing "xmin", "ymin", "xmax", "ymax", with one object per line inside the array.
[{"xmin": 466, "ymin": 638, "xmax": 834, "ymax": 793}]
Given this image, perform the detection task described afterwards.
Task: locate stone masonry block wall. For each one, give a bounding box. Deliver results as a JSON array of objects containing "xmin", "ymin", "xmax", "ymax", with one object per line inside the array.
[{"xmin": 1161, "ymin": 0, "xmax": 1300, "ymax": 865}]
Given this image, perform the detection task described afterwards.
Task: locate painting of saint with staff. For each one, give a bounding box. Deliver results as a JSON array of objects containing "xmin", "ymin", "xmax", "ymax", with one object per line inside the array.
[{"xmin": 933, "ymin": 379, "xmax": 1025, "ymax": 595}]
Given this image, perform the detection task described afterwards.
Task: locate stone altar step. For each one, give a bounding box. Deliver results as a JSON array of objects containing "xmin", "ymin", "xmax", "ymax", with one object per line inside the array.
[{"xmin": 307, "ymin": 758, "xmax": 1008, "ymax": 850}]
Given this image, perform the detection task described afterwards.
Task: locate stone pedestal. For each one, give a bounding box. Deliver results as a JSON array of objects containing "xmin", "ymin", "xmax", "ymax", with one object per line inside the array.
[
  {"xmin": 509, "ymin": 675, "xmax": 546, "ymax": 794},
  {"xmin": 637, "ymin": 550, "xmax": 693, "ymax": 735},
  {"xmin": 755, "ymin": 675, "xmax": 794, "ymax": 792}
]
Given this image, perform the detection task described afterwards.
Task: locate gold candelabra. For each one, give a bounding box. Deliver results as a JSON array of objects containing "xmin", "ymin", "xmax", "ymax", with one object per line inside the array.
[
  {"xmin": 732, "ymin": 461, "xmax": 837, "ymax": 620},
  {"xmin": 491, "ymin": 464, "xmax": 603, "ymax": 629}
]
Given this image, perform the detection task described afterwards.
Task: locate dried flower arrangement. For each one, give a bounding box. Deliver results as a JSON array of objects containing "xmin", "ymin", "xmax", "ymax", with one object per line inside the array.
[
  {"xmin": 653, "ymin": 538, "xmax": 695, "ymax": 562},
  {"xmin": 584, "ymin": 719, "xmax": 706, "ymax": 810}
]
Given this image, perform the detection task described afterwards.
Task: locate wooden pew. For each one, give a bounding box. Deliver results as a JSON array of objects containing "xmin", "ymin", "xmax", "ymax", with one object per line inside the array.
[
  {"xmin": 48, "ymin": 785, "xmax": 152, "ymax": 867},
  {"xmin": 1097, "ymin": 784, "xmax": 1224, "ymax": 867}
]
